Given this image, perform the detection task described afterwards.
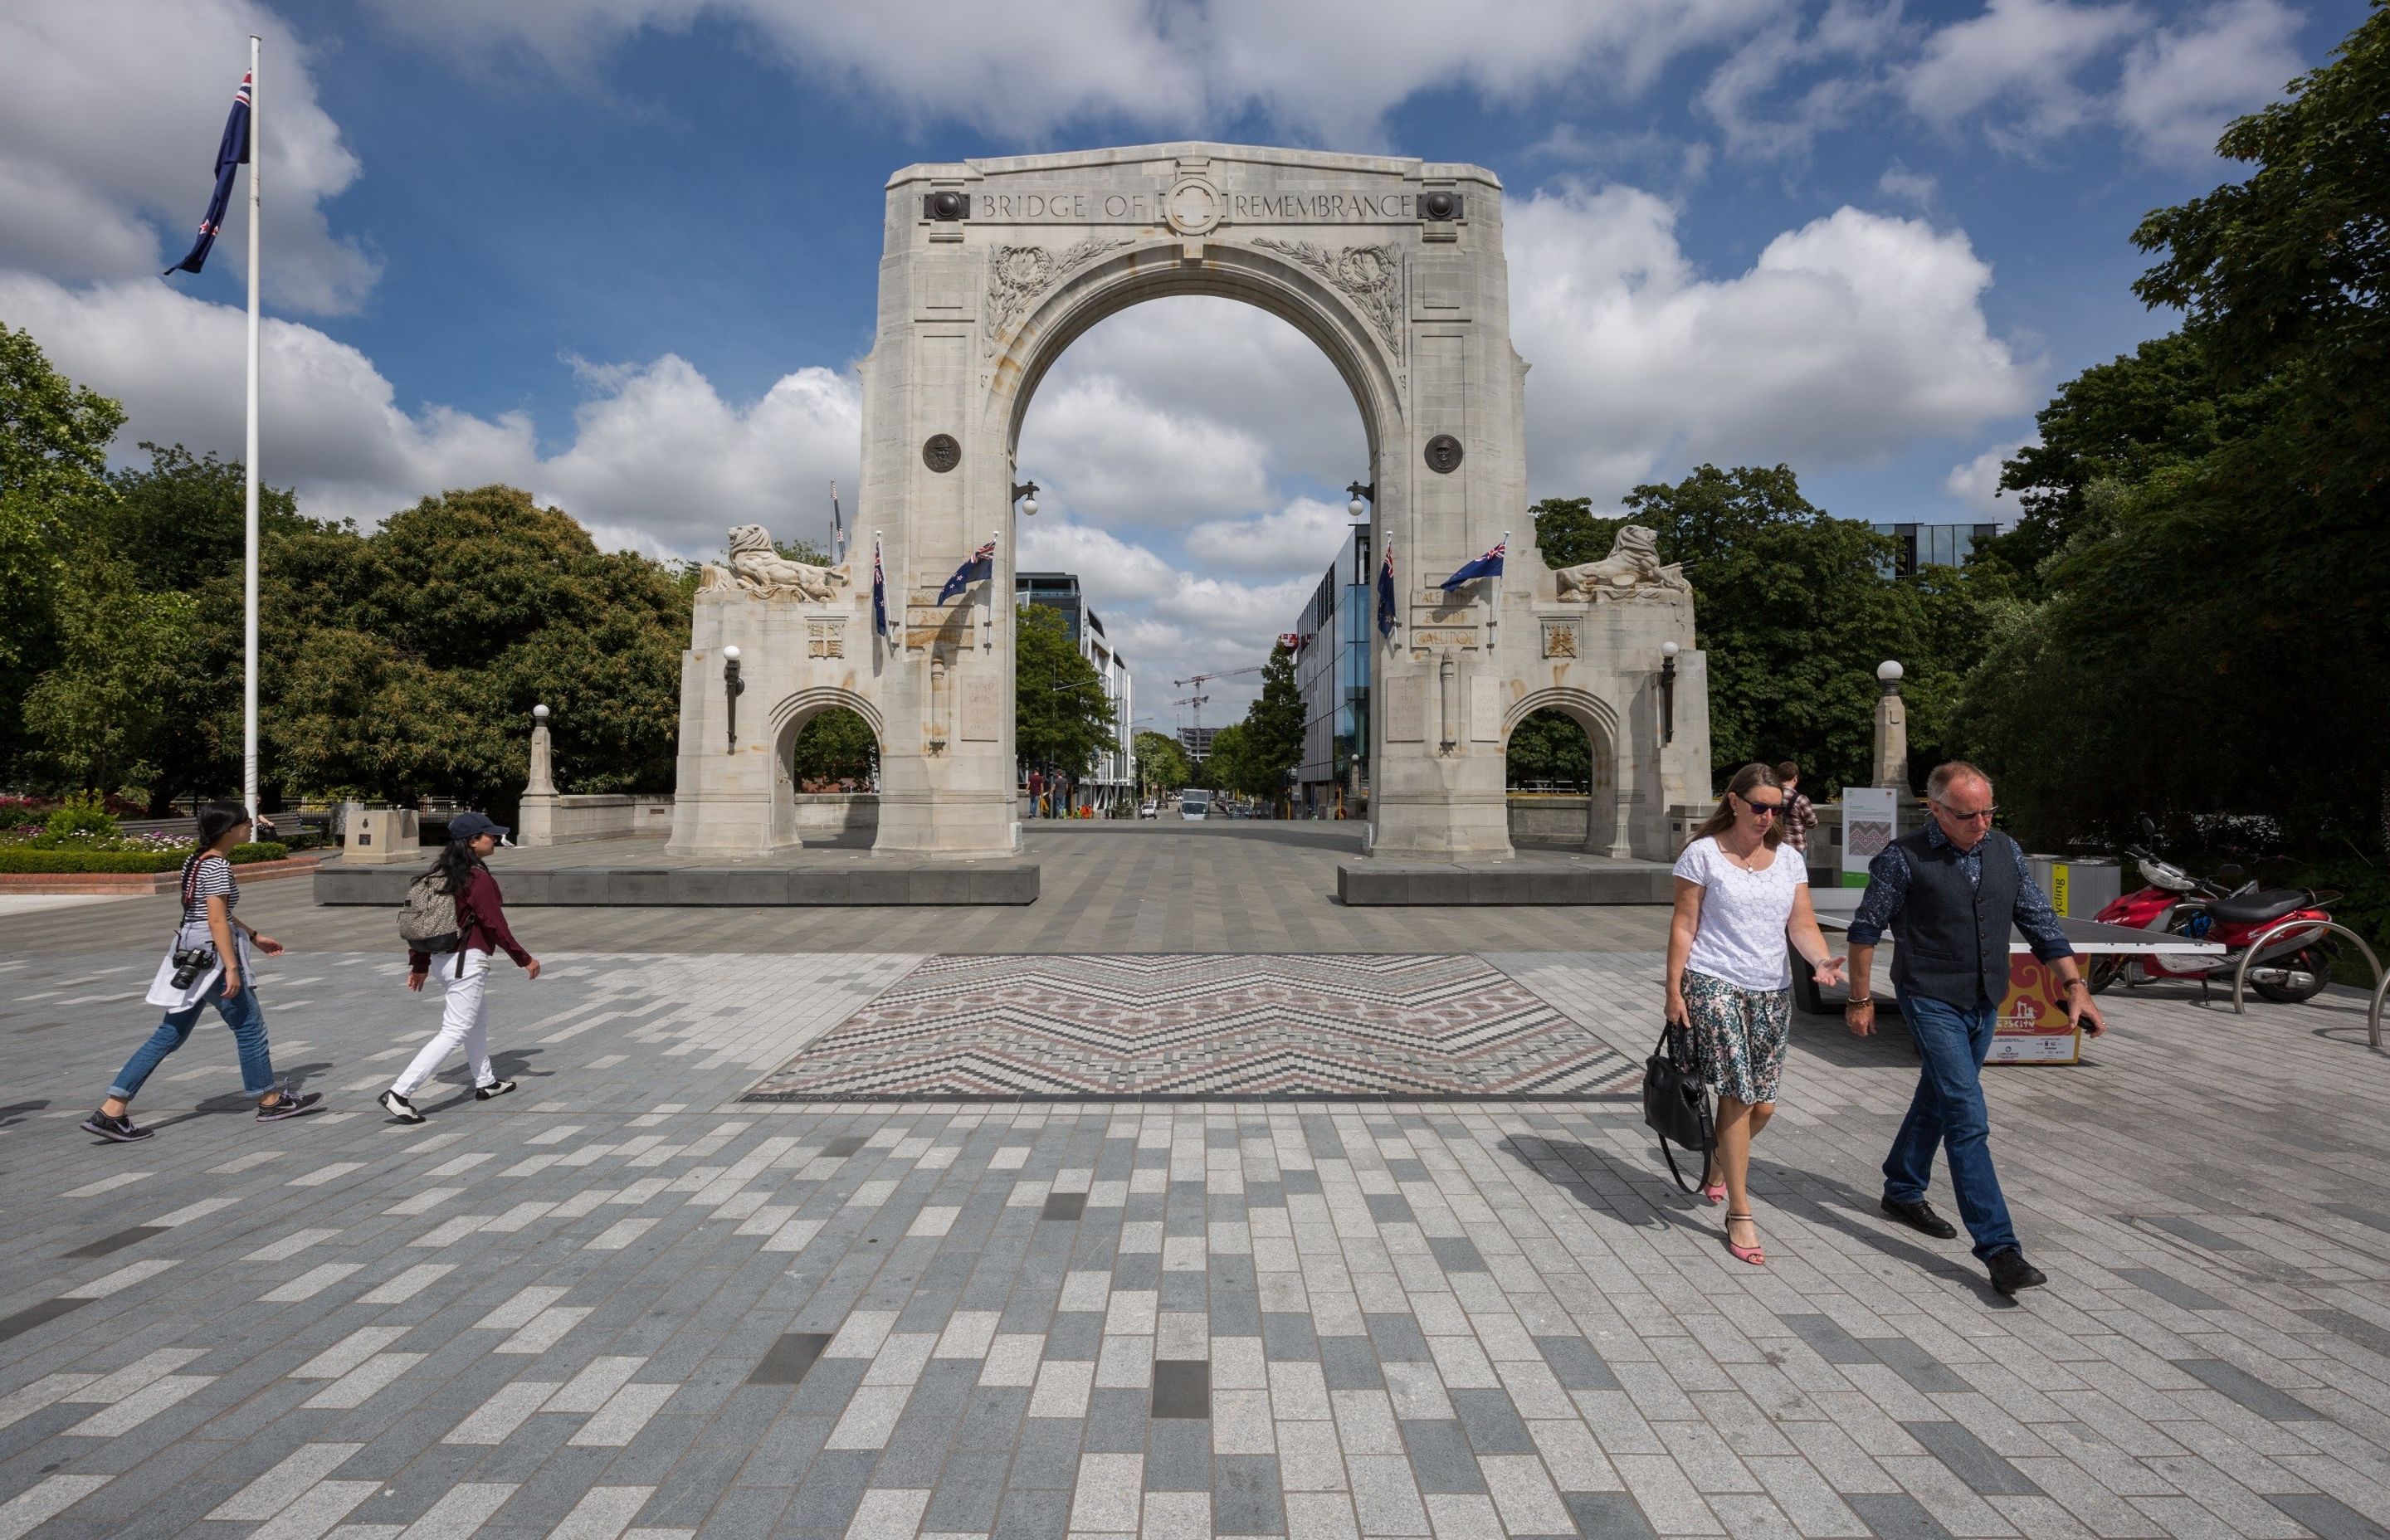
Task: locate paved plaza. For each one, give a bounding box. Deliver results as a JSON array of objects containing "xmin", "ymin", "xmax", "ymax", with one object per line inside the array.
[{"xmin": 3, "ymin": 826, "xmax": 2389, "ymax": 1540}]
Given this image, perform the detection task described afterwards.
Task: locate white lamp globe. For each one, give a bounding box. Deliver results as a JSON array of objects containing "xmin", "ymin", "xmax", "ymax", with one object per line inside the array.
[
  {"xmin": 1348, "ymin": 493, "xmax": 1367, "ymax": 518},
  {"xmin": 1876, "ymin": 659, "xmax": 1903, "ymax": 682},
  {"xmin": 1661, "ymin": 641, "xmax": 1680, "ymax": 659},
  {"xmin": 723, "ymin": 645, "xmax": 741, "ymax": 661},
  {"xmin": 533, "ymin": 704, "xmax": 549, "ymax": 722},
  {"xmin": 1020, "ymin": 493, "xmax": 1038, "ymax": 517}
]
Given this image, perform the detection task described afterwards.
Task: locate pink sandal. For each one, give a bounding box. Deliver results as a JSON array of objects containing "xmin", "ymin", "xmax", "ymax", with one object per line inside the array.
[
  {"xmin": 1724, "ymin": 1212, "xmax": 1765, "ymax": 1265},
  {"xmin": 1700, "ymin": 1177, "xmax": 1727, "ymax": 1206}
]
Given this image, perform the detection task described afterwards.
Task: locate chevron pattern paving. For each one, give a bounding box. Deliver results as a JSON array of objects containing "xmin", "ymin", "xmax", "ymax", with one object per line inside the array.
[{"xmin": 743, "ymin": 953, "xmax": 1637, "ymax": 1099}]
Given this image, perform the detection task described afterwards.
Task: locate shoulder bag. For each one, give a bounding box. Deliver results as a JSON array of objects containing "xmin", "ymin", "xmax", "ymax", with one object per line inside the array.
[{"xmin": 1641, "ymin": 1021, "xmax": 1715, "ymax": 1192}]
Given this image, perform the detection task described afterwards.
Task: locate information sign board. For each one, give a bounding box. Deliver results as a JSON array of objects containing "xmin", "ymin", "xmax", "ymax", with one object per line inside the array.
[{"xmin": 1841, "ymin": 787, "xmax": 1897, "ymax": 889}]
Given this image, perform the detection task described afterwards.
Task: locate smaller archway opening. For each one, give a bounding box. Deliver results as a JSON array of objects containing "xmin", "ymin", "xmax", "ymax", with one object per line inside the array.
[
  {"xmin": 777, "ymin": 705, "xmax": 880, "ymax": 848},
  {"xmin": 1505, "ymin": 707, "xmax": 1617, "ymax": 854}
]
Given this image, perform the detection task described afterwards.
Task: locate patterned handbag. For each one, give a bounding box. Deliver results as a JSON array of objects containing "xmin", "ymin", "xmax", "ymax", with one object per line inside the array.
[{"xmin": 1641, "ymin": 1021, "xmax": 1715, "ymax": 1193}]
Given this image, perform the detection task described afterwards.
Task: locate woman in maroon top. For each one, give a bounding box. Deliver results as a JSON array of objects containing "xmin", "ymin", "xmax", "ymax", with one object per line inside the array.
[{"xmin": 379, "ymin": 812, "xmax": 540, "ymax": 1123}]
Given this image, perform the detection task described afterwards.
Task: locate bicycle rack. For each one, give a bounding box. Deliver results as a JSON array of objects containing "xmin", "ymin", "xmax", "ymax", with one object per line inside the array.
[{"xmin": 2227, "ymin": 918, "xmax": 2385, "ymax": 1043}]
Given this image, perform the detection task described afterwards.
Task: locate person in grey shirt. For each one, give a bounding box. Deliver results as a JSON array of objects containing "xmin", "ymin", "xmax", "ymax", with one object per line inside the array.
[{"xmin": 1844, "ymin": 762, "xmax": 2105, "ymax": 1295}]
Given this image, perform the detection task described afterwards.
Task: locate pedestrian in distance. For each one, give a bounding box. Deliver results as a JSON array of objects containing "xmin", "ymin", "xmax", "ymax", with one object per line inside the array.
[
  {"xmin": 81, "ymin": 803, "xmax": 324, "ymax": 1142},
  {"xmin": 1666, "ymin": 763, "xmax": 1846, "ymax": 1265},
  {"xmin": 1844, "ymin": 761, "xmax": 2104, "ymax": 1295},
  {"xmin": 1775, "ymin": 761, "xmax": 1819, "ymax": 857},
  {"xmin": 380, "ymin": 811, "xmax": 539, "ymax": 1124}
]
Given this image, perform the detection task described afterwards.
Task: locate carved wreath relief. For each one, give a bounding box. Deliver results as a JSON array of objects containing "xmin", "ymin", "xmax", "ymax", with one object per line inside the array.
[
  {"xmin": 1251, "ymin": 238, "xmax": 1403, "ymax": 359},
  {"xmin": 696, "ymin": 524, "xmax": 851, "ymax": 603},
  {"xmin": 1542, "ymin": 624, "xmax": 1578, "ymax": 659},
  {"xmin": 984, "ymin": 236, "xmax": 1135, "ymax": 358}
]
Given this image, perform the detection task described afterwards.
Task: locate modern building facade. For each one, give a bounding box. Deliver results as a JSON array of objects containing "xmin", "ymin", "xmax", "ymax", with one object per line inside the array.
[
  {"xmin": 1016, "ymin": 572, "xmax": 1135, "ymax": 814},
  {"xmin": 1872, "ymin": 522, "xmax": 1997, "ymax": 576},
  {"xmin": 1177, "ymin": 726, "xmax": 1220, "ymax": 765},
  {"xmin": 1290, "ymin": 526, "xmax": 1373, "ymax": 818}
]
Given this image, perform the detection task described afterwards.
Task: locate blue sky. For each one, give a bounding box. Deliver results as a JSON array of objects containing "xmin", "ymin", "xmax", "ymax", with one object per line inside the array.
[{"xmin": 1, "ymin": 0, "xmax": 2367, "ymax": 722}]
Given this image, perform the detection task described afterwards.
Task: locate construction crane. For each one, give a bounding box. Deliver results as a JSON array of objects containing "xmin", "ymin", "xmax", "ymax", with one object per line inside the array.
[
  {"xmin": 1170, "ymin": 695, "xmax": 1210, "ymax": 761},
  {"xmin": 1171, "ymin": 665, "xmax": 1263, "ymax": 761}
]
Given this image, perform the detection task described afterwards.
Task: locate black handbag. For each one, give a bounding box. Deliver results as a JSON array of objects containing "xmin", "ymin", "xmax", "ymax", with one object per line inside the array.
[{"xmin": 1641, "ymin": 1021, "xmax": 1715, "ymax": 1193}]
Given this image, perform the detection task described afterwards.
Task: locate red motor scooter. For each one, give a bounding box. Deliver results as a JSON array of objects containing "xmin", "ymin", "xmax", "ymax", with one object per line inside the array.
[{"xmin": 2088, "ymin": 820, "xmax": 2339, "ymax": 1002}]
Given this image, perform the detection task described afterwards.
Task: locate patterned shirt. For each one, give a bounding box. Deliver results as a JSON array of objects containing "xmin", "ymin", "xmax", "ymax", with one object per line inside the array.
[
  {"xmin": 178, "ymin": 852, "xmax": 238, "ymax": 925},
  {"xmin": 1846, "ymin": 819, "xmax": 2073, "ymax": 961}
]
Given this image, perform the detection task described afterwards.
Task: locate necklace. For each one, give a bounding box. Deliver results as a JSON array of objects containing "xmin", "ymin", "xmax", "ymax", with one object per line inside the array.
[{"xmin": 1719, "ymin": 834, "xmax": 1768, "ymax": 870}]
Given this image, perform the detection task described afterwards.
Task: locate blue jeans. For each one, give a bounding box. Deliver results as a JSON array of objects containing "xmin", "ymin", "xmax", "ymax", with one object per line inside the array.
[
  {"xmin": 1884, "ymin": 989, "xmax": 2018, "ymax": 1261},
  {"xmin": 110, "ymin": 978, "xmax": 275, "ymax": 1101}
]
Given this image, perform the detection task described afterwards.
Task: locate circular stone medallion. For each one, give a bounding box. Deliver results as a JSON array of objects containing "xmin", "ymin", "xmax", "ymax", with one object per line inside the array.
[
  {"xmin": 1424, "ymin": 434, "xmax": 1465, "ymax": 474},
  {"xmin": 922, "ymin": 434, "xmax": 961, "ymax": 473},
  {"xmin": 1164, "ymin": 178, "xmax": 1221, "ymax": 236}
]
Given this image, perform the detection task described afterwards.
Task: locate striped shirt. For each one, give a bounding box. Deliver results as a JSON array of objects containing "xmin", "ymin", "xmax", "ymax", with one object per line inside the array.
[{"xmin": 179, "ymin": 852, "xmax": 238, "ymax": 927}]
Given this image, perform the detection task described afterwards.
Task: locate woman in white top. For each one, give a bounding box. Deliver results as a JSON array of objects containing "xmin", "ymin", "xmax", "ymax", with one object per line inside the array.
[{"xmin": 1666, "ymin": 763, "xmax": 1844, "ymax": 1265}]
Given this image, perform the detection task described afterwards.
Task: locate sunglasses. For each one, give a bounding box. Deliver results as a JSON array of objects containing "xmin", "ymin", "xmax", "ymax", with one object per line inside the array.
[{"xmin": 1738, "ymin": 796, "xmax": 1785, "ymax": 818}]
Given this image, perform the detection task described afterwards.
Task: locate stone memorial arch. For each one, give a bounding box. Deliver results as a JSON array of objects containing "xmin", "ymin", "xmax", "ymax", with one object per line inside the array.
[{"xmin": 669, "ymin": 144, "xmax": 1711, "ymax": 861}]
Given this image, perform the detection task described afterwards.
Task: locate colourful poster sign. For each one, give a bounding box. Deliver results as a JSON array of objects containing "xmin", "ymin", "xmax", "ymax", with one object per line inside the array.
[
  {"xmin": 1990, "ymin": 953, "xmax": 2082, "ymax": 1065},
  {"xmin": 1841, "ymin": 787, "xmax": 1896, "ymax": 888}
]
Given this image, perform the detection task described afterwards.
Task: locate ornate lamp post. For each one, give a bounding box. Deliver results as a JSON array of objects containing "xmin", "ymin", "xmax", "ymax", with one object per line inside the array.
[
  {"xmin": 723, "ymin": 645, "xmax": 744, "ymax": 753},
  {"xmin": 1660, "ymin": 641, "xmax": 1679, "ymax": 744}
]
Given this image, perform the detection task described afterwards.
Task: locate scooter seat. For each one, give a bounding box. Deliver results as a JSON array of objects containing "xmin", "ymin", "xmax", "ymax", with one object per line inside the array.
[{"xmin": 2206, "ymin": 889, "xmax": 2311, "ymax": 926}]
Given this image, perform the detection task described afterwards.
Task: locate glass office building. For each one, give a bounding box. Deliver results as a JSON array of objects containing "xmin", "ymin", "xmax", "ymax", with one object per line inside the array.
[
  {"xmin": 1290, "ymin": 527, "xmax": 1373, "ymax": 817},
  {"xmin": 1871, "ymin": 522, "xmax": 1997, "ymax": 576}
]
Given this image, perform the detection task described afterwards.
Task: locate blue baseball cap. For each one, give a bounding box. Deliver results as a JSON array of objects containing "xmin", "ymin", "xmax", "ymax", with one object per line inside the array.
[{"xmin": 449, "ymin": 811, "xmax": 512, "ymax": 846}]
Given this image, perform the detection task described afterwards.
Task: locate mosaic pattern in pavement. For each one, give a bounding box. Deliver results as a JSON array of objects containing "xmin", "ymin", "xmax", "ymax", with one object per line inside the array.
[{"xmin": 742, "ymin": 954, "xmax": 1641, "ymax": 1101}]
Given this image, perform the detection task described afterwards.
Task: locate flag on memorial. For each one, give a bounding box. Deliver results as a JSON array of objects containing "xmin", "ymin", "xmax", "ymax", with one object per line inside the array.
[
  {"xmin": 1440, "ymin": 538, "xmax": 1506, "ymax": 590},
  {"xmin": 1376, "ymin": 541, "xmax": 1398, "ymax": 638},
  {"xmin": 939, "ymin": 537, "xmax": 997, "ymax": 602},
  {"xmin": 872, "ymin": 533, "xmax": 888, "ymax": 638},
  {"xmin": 163, "ymin": 71, "xmax": 251, "ymax": 278}
]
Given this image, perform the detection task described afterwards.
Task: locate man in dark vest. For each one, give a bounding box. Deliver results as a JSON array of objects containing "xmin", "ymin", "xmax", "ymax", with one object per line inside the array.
[{"xmin": 1844, "ymin": 762, "xmax": 2105, "ymax": 1294}]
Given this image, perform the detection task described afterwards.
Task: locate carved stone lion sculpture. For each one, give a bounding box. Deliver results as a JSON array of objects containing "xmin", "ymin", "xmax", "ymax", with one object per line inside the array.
[
  {"xmin": 1554, "ymin": 524, "xmax": 1692, "ymax": 604},
  {"xmin": 697, "ymin": 524, "xmax": 851, "ymax": 602}
]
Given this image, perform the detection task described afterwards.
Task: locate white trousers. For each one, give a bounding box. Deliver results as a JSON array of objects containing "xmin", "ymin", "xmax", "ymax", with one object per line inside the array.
[{"xmin": 393, "ymin": 948, "xmax": 495, "ymax": 1097}]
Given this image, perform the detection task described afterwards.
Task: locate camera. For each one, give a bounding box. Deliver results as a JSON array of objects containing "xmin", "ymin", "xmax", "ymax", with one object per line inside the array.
[{"xmin": 169, "ymin": 946, "xmax": 217, "ymax": 990}]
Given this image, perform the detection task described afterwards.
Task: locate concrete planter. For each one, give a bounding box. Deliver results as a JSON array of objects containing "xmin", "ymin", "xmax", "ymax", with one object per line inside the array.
[{"xmin": 0, "ymin": 852, "xmax": 324, "ymax": 896}]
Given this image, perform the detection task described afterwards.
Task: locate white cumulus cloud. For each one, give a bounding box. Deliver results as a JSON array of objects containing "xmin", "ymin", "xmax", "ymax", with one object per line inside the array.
[
  {"xmin": 1942, "ymin": 436, "xmax": 2036, "ymax": 516},
  {"xmin": 2117, "ymin": 0, "xmax": 2305, "ymax": 167},
  {"xmin": 1507, "ymin": 184, "xmax": 2041, "ymax": 502},
  {"xmin": 0, "ymin": 0, "xmax": 378, "ymax": 313},
  {"xmin": 1900, "ymin": 0, "xmax": 2145, "ymax": 141}
]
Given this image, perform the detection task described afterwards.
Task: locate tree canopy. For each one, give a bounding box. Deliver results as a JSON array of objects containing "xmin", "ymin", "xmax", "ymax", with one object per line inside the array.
[
  {"xmin": 1013, "ymin": 603, "xmax": 1117, "ymax": 777},
  {"xmin": 1133, "ymin": 729, "xmax": 1190, "ymax": 793}
]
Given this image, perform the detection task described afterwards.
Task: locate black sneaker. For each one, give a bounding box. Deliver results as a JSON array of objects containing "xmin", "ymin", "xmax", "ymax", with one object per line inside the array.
[
  {"xmin": 256, "ymin": 1090, "xmax": 324, "ymax": 1123},
  {"xmin": 80, "ymin": 1109, "xmax": 154, "ymax": 1143},
  {"xmin": 474, "ymin": 1079, "xmax": 518, "ymax": 1102},
  {"xmin": 1987, "ymin": 1248, "xmax": 2048, "ymax": 1295},
  {"xmin": 378, "ymin": 1089, "xmax": 427, "ymax": 1124}
]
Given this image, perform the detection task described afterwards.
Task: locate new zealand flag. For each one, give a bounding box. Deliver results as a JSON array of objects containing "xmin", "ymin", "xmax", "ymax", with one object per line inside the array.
[
  {"xmin": 1439, "ymin": 538, "xmax": 1507, "ymax": 591},
  {"xmin": 938, "ymin": 538, "xmax": 997, "ymax": 603},
  {"xmin": 1376, "ymin": 540, "xmax": 1398, "ymax": 639},
  {"xmin": 164, "ymin": 71, "xmax": 251, "ymax": 278}
]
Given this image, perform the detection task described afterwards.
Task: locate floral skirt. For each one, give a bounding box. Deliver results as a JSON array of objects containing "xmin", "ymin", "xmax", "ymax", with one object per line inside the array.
[{"xmin": 1680, "ymin": 967, "xmax": 1792, "ymax": 1105}]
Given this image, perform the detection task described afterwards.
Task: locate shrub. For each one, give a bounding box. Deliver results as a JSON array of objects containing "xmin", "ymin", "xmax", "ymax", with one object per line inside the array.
[
  {"xmin": 33, "ymin": 792, "xmax": 120, "ymax": 847},
  {"xmin": 0, "ymin": 840, "xmax": 290, "ymax": 875}
]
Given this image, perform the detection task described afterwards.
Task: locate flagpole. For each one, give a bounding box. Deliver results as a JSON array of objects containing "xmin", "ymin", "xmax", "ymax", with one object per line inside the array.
[
  {"xmin": 241, "ymin": 32, "xmax": 261, "ymax": 823},
  {"xmin": 1491, "ymin": 528, "xmax": 1508, "ymax": 653}
]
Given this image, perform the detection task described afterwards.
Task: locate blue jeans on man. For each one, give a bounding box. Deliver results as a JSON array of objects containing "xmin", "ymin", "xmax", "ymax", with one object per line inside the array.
[
  {"xmin": 110, "ymin": 976, "xmax": 275, "ymax": 1101},
  {"xmin": 1884, "ymin": 988, "xmax": 2017, "ymax": 1262}
]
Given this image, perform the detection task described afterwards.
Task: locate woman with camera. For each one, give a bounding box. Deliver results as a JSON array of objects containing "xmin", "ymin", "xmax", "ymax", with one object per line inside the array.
[{"xmin": 80, "ymin": 804, "xmax": 325, "ymax": 1142}]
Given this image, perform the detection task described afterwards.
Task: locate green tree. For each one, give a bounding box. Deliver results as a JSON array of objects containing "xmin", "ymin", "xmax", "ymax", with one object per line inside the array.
[
  {"xmin": 1232, "ymin": 641, "xmax": 1305, "ymax": 808},
  {"xmin": 1133, "ymin": 729, "xmax": 1190, "ymax": 793},
  {"xmin": 789, "ymin": 708, "xmax": 877, "ymax": 788},
  {"xmin": 1958, "ymin": 3, "xmax": 2390, "ymax": 850},
  {"xmin": 1528, "ymin": 495, "xmax": 1629, "ymax": 570},
  {"xmin": 1579, "ymin": 464, "xmax": 1977, "ymax": 792},
  {"xmin": 264, "ymin": 485, "xmax": 690, "ymax": 804},
  {"xmin": 1, "ymin": 324, "xmax": 127, "ymax": 781},
  {"xmin": 19, "ymin": 558, "xmax": 193, "ymax": 797},
  {"xmin": 1200, "ymin": 721, "xmax": 1257, "ymax": 797},
  {"xmin": 1013, "ymin": 603, "xmax": 1117, "ymax": 777}
]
